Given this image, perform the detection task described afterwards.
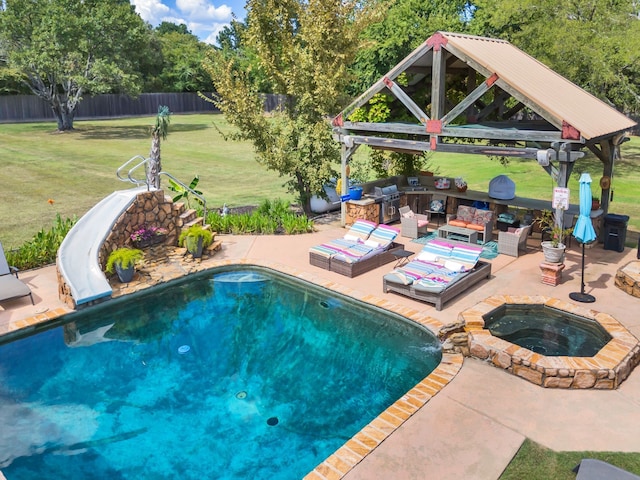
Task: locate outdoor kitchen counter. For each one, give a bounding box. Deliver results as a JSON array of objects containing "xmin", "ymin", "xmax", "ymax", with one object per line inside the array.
[{"xmin": 346, "ymin": 196, "xmax": 376, "ymax": 206}]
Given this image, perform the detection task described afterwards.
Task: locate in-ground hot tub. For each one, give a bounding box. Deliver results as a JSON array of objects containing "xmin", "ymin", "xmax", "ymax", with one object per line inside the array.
[{"xmin": 460, "ymin": 295, "xmax": 640, "ymax": 389}]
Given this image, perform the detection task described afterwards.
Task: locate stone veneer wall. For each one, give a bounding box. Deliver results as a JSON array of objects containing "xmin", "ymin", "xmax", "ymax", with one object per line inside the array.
[
  {"xmin": 57, "ymin": 190, "xmax": 186, "ymax": 308},
  {"xmin": 460, "ymin": 296, "xmax": 640, "ymax": 389},
  {"xmin": 99, "ymin": 190, "xmax": 183, "ymax": 268}
]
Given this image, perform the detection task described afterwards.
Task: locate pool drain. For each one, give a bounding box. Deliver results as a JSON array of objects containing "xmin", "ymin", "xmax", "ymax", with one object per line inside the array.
[
  {"xmin": 178, "ymin": 345, "xmax": 191, "ymax": 354},
  {"xmin": 236, "ymin": 391, "xmax": 247, "ymax": 399},
  {"xmin": 319, "ymin": 301, "xmax": 329, "ymax": 309},
  {"xmin": 267, "ymin": 417, "xmax": 279, "ymax": 426}
]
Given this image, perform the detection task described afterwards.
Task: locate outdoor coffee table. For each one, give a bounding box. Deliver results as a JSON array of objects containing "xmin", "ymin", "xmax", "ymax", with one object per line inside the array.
[{"xmin": 437, "ymin": 225, "xmax": 479, "ymax": 244}]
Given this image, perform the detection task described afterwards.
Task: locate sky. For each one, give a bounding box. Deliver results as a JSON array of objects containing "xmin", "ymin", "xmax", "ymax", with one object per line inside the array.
[{"xmin": 131, "ymin": 0, "xmax": 247, "ymax": 45}]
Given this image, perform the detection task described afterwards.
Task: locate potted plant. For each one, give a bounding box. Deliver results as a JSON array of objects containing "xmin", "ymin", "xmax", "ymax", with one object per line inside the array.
[
  {"xmin": 535, "ymin": 210, "xmax": 573, "ymax": 263},
  {"xmin": 178, "ymin": 224, "xmax": 213, "ymax": 258},
  {"xmin": 105, "ymin": 247, "xmax": 144, "ymax": 282},
  {"xmin": 591, "ymin": 196, "xmax": 600, "ymax": 211},
  {"xmin": 130, "ymin": 224, "xmax": 168, "ymax": 248}
]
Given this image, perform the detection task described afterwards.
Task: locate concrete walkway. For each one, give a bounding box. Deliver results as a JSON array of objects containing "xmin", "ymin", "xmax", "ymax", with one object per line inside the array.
[{"xmin": 1, "ymin": 221, "xmax": 639, "ymax": 479}]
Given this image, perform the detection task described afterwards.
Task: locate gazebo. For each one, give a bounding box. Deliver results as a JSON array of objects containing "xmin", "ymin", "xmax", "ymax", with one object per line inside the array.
[{"xmin": 333, "ymin": 32, "xmax": 637, "ymax": 227}]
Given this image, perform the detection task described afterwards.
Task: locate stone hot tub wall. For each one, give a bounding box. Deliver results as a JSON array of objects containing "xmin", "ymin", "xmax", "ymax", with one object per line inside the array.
[{"xmin": 459, "ymin": 295, "xmax": 640, "ymax": 389}]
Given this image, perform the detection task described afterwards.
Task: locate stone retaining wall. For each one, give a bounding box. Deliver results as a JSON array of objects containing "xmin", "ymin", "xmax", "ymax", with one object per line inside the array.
[{"xmin": 99, "ymin": 190, "xmax": 184, "ymax": 269}]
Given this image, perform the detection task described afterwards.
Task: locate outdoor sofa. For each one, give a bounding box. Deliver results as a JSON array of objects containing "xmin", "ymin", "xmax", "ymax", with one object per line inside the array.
[
  {"xmin": 382, "ymin": 239, "xmax": 491, "ymax": 310},
  {"xmin": 309, "ymin": 220, "xmax": 404, "ymax": 278}
]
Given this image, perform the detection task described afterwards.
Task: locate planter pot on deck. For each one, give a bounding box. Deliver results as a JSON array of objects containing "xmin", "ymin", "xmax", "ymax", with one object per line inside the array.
[{"xmin": 541, "ymin": 241, "xmax": 566, "ymax": 264}]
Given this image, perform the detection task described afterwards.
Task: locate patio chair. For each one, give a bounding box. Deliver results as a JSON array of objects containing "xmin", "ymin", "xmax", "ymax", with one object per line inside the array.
[
  {"xmin": 399, "ymin": 206, "xmax": 429, "ymax": 238},
  {"xmin": 0, "ymin": 241, "xmax": 34, "ymax": 305},
  {"xmin": 497, "ymin": 224, "xmax": 531, "ymax": 257}
]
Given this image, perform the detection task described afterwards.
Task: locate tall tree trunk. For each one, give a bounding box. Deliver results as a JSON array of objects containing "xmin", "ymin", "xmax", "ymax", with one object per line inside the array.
[
  {"xmin": 147, "ymin": 133, "xmax": 161, "ymax": 189},
  {"xmin": 51, "ymin": 104, "xmax": 75, "ymax": 131}
]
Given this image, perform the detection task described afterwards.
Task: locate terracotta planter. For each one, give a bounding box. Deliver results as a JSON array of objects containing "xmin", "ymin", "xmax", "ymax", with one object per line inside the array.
[{"xmin": 541, "ymin": 241, "xmax": 566, "ymax": 264}]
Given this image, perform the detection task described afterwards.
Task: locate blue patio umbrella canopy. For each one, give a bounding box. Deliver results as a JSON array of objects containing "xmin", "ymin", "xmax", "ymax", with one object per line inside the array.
[{"xmin": 573, "ymin": 173, "xmax": 597, "ymax": 244}]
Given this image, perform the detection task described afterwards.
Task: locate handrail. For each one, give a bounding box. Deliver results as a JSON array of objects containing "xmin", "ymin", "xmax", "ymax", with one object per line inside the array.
[
  {"xmin": 159, "ymin": 171, "xmax": 208, "ymax": 221},
  {"xmin": 116, "ymin": 157, "xmax": 208, "ymax": 221},
  {"xmin": 116, "ymin": 155, "xmax": 148, "ymax": 188}
]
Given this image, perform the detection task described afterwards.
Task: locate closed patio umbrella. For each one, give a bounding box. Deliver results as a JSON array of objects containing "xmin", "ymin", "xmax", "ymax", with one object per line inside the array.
[{"xmin": 570, "ymin": 173, "xmax": 597, "ymax": 303}]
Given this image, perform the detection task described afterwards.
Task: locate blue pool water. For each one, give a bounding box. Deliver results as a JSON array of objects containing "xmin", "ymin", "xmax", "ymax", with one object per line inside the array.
[{"xmin": 0, "ymin": 267, "xmax": 442, "ymax": 479}]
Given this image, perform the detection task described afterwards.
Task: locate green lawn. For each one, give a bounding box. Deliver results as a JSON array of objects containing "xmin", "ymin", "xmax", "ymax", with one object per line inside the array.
[
  {"xmin": 2, "ymin": 114, "xmax": 639, "ymax": 250},
  {"xmin": 0, "ymin": 114, "xmax": 293, "ymax": 248},
  {"xmin": 500, "ymin": 439, "xmax": 640, "ymax": 479}
]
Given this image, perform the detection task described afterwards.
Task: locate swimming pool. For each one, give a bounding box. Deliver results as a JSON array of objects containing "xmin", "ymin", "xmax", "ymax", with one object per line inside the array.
[{"xmin": 0, "ymin": 267, "xmax": 442, "ymax": 479}]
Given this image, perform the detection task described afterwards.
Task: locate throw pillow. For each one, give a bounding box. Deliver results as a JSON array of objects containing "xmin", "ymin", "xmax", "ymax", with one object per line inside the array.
[{"xmin": 430, "ymin": 200, "xmax": 443, "ymax": 213}]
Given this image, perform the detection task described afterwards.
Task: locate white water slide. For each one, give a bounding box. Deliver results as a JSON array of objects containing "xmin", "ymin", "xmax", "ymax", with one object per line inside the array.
[{"xmin": 57, "ymin": 186, "xmax": 148, "ymax": 306}]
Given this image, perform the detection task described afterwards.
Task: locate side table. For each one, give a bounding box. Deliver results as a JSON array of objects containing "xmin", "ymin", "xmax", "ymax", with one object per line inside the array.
[{"xmin": 391, "ymin": 249, "xmax": 414, "ymax": 267}]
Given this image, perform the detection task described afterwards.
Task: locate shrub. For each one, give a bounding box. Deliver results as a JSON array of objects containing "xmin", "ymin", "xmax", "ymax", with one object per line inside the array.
[{"xmin": 6, "ymin": 214, "xmax": 77, "ymax": 270}]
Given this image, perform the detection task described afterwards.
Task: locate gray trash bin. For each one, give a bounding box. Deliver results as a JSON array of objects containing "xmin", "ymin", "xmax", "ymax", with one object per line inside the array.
[{"xmin": 603, "ymin": 214, "xmax": 629, "ymax": 252}]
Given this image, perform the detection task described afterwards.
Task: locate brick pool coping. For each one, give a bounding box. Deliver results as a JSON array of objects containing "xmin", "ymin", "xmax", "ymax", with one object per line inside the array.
[
  {"xmin": 461, "ymin": 295, "xmax": 640, "ymax": 389},
  {"xmin": 0, "ymin": 254, "xmax": 462, "ymax": 480}
]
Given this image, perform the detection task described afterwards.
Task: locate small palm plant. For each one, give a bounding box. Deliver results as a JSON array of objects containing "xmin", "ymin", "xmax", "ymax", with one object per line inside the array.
[{"xmin": 146, "ymin": 105, "xmax": 171, "ymax": 189}]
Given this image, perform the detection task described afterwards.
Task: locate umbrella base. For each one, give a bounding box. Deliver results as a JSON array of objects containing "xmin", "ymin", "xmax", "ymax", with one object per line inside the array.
[{"xmin": 569, "ymin": 291, "xmax": 596, "ymax": 303}]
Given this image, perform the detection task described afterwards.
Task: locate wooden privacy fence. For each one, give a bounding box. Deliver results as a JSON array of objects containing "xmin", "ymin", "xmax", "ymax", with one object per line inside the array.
[{"xmin": 0, "ymin": 93, "xmax": 290, "ymax": 123}]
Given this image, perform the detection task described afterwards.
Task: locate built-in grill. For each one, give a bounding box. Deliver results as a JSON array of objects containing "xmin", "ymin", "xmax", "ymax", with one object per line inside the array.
[{"xmin": 372, "ymin": 185, "xmax": 403, "ymax": 224}]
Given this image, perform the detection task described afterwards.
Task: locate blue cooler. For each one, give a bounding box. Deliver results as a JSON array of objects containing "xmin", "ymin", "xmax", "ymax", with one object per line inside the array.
[{"xmin": 349, "ymin": 186, "xmax": 363, "ymax": 200}]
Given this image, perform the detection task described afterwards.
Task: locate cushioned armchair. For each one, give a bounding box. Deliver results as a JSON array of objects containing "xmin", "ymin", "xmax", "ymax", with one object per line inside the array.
[
  {"xmin": 447, "ymin": 205, "xmax": 494, "ymax": 243},
  {"xmin": 399, "ymin": 206, "xmax": 429, "ymax": 238},
  {"xmin": 498, "ymin": 224, "xmax": 531, "ymax": 257}
]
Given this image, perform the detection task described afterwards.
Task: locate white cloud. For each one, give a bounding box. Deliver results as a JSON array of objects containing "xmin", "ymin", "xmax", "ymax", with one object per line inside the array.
[
  {"xmin": 130, "ymin": 0, "xmax": 234, "ymax": 45},
  {"xmin": 176, "ymin": 0, "xmax": 232, "ymax": 21},
  {"xmin": 131, "ymin": 0, "xmax": 171, "ymax": 25}
]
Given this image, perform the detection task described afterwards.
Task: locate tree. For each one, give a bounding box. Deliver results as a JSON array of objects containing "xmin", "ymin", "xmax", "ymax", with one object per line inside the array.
[
  {"xmin": 147, "ymin": 106, "xmax": 171, "ymax": 189},
  {"xmin": 153, "ymin": 29, "xmax": 214, "ymax": 92},
  {"xmin": 469, "ymin": 0, "xmax": 640, "ymax": 115},
  {"xmin": 204, "ymin": 0, "xmax": 382, "ymax": 214},
  {"xmin": 350, "ymin": 0, "xmax": 471, "ymax": 94},
  {"xmin": 0, "ymin": 0, "xmax": 152, "ymax": 130}
]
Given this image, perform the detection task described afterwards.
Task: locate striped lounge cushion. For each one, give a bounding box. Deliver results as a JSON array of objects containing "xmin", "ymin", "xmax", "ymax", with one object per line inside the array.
[
  {"xmin": 450, "ymin": 245, "xmax": 482, "ymax": 271},
  {"xmin": 421, "ymin": 240, "xmax": 454, "ymax": 259},
  {"xmin": 368, "ymin": 224, "xmax": 399, "ymax": 247},
  {"xmin": 384, "ymin": 259, "xmax": 438, "ymax": 285},
  {"xmin": 413, "ymin": 268, "xmax": 463, "ymax": 293},
  {"xmin": 346, "ymin": 219, "xmax": 377, "ymax": 240},
  {"xmin": 309, "ymin": 238, "xmax": 359, "ymax": 258}
]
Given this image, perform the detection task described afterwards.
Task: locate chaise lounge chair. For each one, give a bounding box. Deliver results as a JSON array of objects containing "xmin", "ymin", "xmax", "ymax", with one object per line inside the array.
[
  {"xmin": 382, "ymin": 239, "xmax": 491, "ymax": 310},
  {"xmin": 0, "ymin": 241, "xmax": 34, "ymax": 305},
  {"xmin": 309, "ymin": 220, "xmax": 404, "ymax": 277}
]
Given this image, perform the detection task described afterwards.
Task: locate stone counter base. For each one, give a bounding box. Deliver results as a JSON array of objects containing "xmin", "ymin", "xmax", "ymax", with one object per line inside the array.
[
  {"xmin": 615, "ymin": 260, "xmax": 640, "ymax": 298},
  {"xmin": 460, "ymin": 295, "xmax": 640, "ymax": 389}
]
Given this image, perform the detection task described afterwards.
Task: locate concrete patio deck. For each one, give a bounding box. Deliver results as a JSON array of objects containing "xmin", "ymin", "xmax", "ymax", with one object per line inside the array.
[{"xmin": 1, "ymin": 220, "xmax": 640, "ymax": 479}]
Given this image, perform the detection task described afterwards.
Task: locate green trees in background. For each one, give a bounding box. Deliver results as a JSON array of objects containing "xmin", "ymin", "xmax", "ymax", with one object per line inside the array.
[
  {"xmin": 147, "ymin": 23, "xmax": 215, "ymax": 93},
  {"xmin": 349, "ymin": 0, "xmax": 471, "ymax": 95},
  {"xmin": 469, "ymin": 0, "xmax": 640, "ymax": 116},
  {"xmin": 0, "ymin": 0, "xmax": 151, "ymax": 130},
  {"xmin": 205, "ymin": 0, "xmax": 382, "ymax": 215}
]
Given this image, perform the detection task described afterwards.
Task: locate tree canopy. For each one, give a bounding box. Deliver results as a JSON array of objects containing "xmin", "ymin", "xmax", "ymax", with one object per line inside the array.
[
  {"xmin": 0, "ymin": 0, "xmax": 152, "ymax": 130},
  {"xmin": 205, "ymin": 0, "xmax": 383, "ymax": 214}
]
